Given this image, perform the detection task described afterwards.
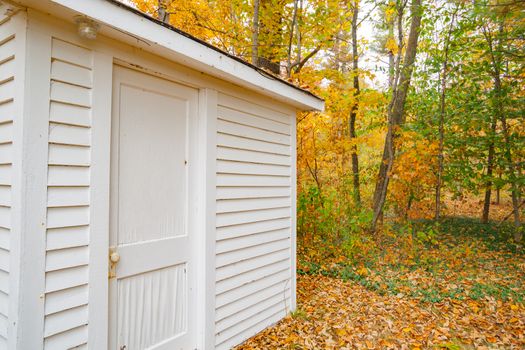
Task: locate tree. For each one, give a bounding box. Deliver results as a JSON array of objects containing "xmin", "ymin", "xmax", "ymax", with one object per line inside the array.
[{"xmin": 371, "ymin": 0, "xmax": 423, "ymax": 231}]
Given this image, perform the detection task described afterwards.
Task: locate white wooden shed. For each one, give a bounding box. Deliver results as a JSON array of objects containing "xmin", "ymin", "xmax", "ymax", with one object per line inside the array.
[{"xmin": 0, "ymin": 0, "xmax": 323, "ymax": 349}]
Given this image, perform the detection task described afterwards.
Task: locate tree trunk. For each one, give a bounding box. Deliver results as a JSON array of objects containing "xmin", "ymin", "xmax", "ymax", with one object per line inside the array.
[
  {"xmin": 482, "ymin": 118, "xmax": 496, "ymax": 223},
  {"xmin": 435, "ymin": 9, "xmax": 457, "ymax": 220},
  {"xmin": 251, "ymin": 0, "xmax": 260, "ymax": 66},
  {"xmin": 349, "ymin": 0, "xmax": 361, "ymax": 205},
  {"xmin": 371, "ymin": 0, "xmax": 423, "ymax": 231},
  {"xmin": 158, "ymin": 0, "xmax": 169, "ymax": 23},
  {"xmin": 286, "ymin": 0, "xmax": 299, "ymax": 77}
]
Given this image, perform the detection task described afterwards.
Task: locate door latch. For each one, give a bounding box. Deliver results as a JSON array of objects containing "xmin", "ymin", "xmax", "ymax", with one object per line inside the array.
[{"xmin": 108, "ymin": 247, "xmax": 120, "ymax": 279}]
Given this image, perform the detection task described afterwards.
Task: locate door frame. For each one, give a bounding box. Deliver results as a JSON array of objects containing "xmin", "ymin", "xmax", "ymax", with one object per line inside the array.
[{"xmin": 88, "ymin": 61, "xmax": 217, "ymax": 350}]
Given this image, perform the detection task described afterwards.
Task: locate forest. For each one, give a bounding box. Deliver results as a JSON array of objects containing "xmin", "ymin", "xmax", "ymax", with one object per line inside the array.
[{"xmin": 130, "ymin": 0, "xmax": 524, "ymax": 348}]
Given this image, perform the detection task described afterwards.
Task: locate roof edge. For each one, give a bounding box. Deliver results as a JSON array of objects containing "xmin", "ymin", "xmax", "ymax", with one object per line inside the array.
[{"xmin": 33, "ymin": 0, "xmax": 324, "ymax": 111}]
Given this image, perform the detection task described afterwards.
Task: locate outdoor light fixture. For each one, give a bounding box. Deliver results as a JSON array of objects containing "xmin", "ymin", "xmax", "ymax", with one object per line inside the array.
[{"xmin": 75, "ymin": 16, "xmax": 99, "ymax": 40}]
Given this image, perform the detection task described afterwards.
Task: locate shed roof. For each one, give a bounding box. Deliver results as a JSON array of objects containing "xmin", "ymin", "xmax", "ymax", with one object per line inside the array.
[{"xmin": 14, "ymin": 0, "xmax": 324, "ymax": 111}]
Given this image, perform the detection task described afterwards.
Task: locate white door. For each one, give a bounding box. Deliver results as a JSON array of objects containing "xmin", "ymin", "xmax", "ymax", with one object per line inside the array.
[{"xmin": 109, "ymin": 66, "xmax": 198, "ymax": 350}]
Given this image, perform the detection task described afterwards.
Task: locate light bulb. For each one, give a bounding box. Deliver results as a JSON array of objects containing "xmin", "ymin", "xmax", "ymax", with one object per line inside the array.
[{"xmin": 74, "ymin": 16, "xmax": 99, "ymax": 40}]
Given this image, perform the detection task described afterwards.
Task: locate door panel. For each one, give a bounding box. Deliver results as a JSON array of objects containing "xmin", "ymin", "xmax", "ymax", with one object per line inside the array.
[{"xmin": 109, "ymin": 66, "xmax": 198, "ymax": 350}]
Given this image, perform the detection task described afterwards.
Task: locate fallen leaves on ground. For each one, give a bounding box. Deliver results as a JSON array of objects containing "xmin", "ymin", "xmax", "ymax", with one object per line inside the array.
[
  {"xmin": 235, "ymin": 212, "xmax": 524, "ymax": 349},
  {"xmin": 236, "ymin": 274, "xmax": 525, "ymax": 349}
]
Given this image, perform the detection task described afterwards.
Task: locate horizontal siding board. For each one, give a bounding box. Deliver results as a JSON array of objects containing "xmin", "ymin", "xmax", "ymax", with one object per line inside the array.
[
  {"xmin": 0, "ymin": 100, "xmax": 13, "ymax": 124},
  {"xmin": 0, "ymin": 58, "xmax": 14, "ymax": 84},
  {"xmin": 216, "ymin": 302, "xmax": 287, "ymax": 346},
  {"xmin": 216, "ymin": 239, "xmax": 290, "ymax": 268},
  {"xmin": 0, "ymin": 291, "xmax": 6, "ymax": 318},
  {"xmin": 217, "ymin": 119, "xmax": 290, "ymax": 145},
  {"xmin": 217, "ymin": 174, "xmax": 290, "ymax": 187},
  {"xmin": 49, "ymin": 101, "xmax": 91, "ymax": 127},
  {"xmin": 0, "ymin": 35, "xmax": 14, "ymax": 63},
  {"xmin": 217, "ymin": 186, "xmax": 290, "ymax": 200},
  {"xmin": 216, "ymin": 279, "xmax": 290, "ymax": 322},
  {"xmin": 0, "ymin": 248, "xmax": 8, "ymax": 272},
  {"xmin": 217, "ymin": 197, "xmax": 291, "ymax": 214},
  {"xmin": 0, "ymin": 185, "xmax": 10, "ymax": 206},
  {"xmin": 218, "ymin": 94, "xmax": 290, "ymax": 125},
  {"xmin": 216, "ymin": 259, "xmax": 290, "ymax": 295},
  {"xmin": 0, "ymin": 142, "xmax": 12, "ymax": 164},
  {"xmin": 216, "ymin": 309, "xmax": 287, "ymax": 350},
  {"xmin": 217, "ymin": 147, "xmax": 290, "ymax": 166},
  {"xmin": 217, "ymin": 132, "xmax": 290, "ymax": 156},
  {"xmin": 0, "ymin": 270, "xmax": 8, "ymax": 294},
  {"xmin": 51, "ymin": 60, "xmax": 92, "ymax": 88},
  {"xmin": 0, "ymin": 165, "xmax": 10, "ymax": 185},
  {"xmin": 48, "ymin": 143, "xmax": 90, "ymax": 166},
  {"xmin": 0, "ymin": 206, "xmax": 9, "ymax": 229},
  {"xmin": 47, "ymin": 225, "xmax": 89, "ymax": 251},
  {"xmin": 47, "ymin": 186, "xmax": 89, "ymax": 208},
  {"xmin": 0, "ymin": 227, "xmax": 8, "ymax": 251},
  {"xmin": 45, "ymin": 265, "xmax": 89, "ymax": 294},
  {"xmin": 218, "ymin": 106, "xmax": 289, "ymax": 135},
  {"xmin": 43, "ymin": 325, "xmax": 88, "ymax": 350},
  {"xmin": 216, "ymin": 207, "xmax": 290, "ymax": 228},
  {"xmin": 48, "ymin": 122, "xmax": 91, "ymax": 147},
  {"xmin": 216, "ymin": 228, "xmax": 290, "ymax": 254},
  {"xmin": 44, "ymin": 305, "xmax": 88, "ymax": 338},
  {"xmin": 0, "ymin": 121, "xmax": 13, "ymax": 144},
  {"xmin": 216, "ymin": 288, "xmax": 290, "ymax": 334},
  {"xmin": 45, "ymin": 246, "xmax": 89, "ymax": 272},
  {"xmin": 50, "ymin": 81, "xmax": 91, "ymax": 108},
  {"xmin": 217, "ymin": 217, "xmax": 291, "ymax": 241},
  {"xmin": 0, "ymin": 313, "xmax": 6, "ymax": 339},
  {"xmin": 217, "ymin": 160, "xmax": 290, "ymax": 177},
  {"xmin": 215, "ymin": 269, "xmax": 290, "ymax": 308},
  {"xmin": 47, "ymin": 206, "xmax": 89, "ymax": 229},
  {"xmin": 0, "ymin": 79, "xmax": 13, "ymax": 102},
  {"xmin": 48, "ymin": 165, "xmax": 90, "ymax": 186},
  {"xmin": 216, "ymin": 250, "xmax": 290, "ymax": 283},
  {"xmin": 51, "ymin": 39, "xmax": 92, "ymax": 68},
  {"xmin": 45, "ymin": 285, "xmax": 88, "ymax": 316}
]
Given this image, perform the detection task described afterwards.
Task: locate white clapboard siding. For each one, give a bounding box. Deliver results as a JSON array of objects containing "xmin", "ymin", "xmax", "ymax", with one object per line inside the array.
[
  {"xmin": 0, "ymin": 13, "xmax": 15, "ymax": 347},
  {"xmin": 44, "ymin": 39, "xmax": 93, "ymax": 349},
  {"xmin": 215, "ymin": 94, "xmax": 293, "ymax": 348}
]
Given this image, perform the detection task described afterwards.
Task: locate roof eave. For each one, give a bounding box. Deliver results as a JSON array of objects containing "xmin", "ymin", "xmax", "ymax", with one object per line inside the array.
[{"xmin": 21, "ymin": 0, "xmax": 324, "ymax": 111}]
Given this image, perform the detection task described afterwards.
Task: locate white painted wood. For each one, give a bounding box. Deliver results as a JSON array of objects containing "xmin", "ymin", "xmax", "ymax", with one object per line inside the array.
[
  {"xmin": 51, "ymin": 38, "xmax": 92, "ymax": 69},
  {"xmin": 14, "ymin": 17, "xmax": 49, "ymax": 350},
  {"xmin": 45, "ymin": 266, "xmax": 89, "ymax": 294},
  {"xmin": 43, "ymin": 325, "xmax": 87, "ymax": 350},
  {"xmin": 49, "ymin": 101, "xmax": 91, "ymax": 127},
  {"xmin": 87, "ymin": 50, "xmax": 112, "ymax": 350},
  {"xmin": 216, "ymin": 258, "xmax": 291, "ymax": 295},
  {"xmin": 217, "ymin": 148, "xmax": 291, "ymax": 166},
  {"xmin": 290, "ymin": 112, "xmax": 298, "ymax": 312},
  {"xmin": 217, "ymin": 173, "xmax": 291, "ymax": 187},
  {"xmin": 216, "ymin": 207, "xmax": 291, "ymax": 228},
  {"xmin": 217, "ymin": 160, "xmax": 290, "ymax": 177},
  {"xmin": 46, "ymin": 226, "xmax": 89, "ymax": 251},
  {"xmin": 216, "ymin": 252, "xmax": 291, "ymax": 286},
  {"xmin": 37, "ymin": 0, "xmax": 324, "ymax": 110},
  {"xmin": 218, "ymin": 106, "xmax": 290, "ymax": 135},
  {"xmin": 50, "ymin": 81, "xmax": 91, "ymax": 107},
  {"xmin": 196, "ymin": 88, "xmax": 217, "ymax": 350},
  {"xmin": 216, "ymin": 228, "xmax": 291, "ymax": 254},
  {"xmin": 218, "ymin": 94, "xmax": 291, "ymax": 125},
  {"xmin": 45, "ymin": 284, "xmax": 89, "ymax": 316},
  {"xmin": 109, "ymin": 66, "xmax": 198, "ymax": 350},
  {"xmin": 50, "ymin": 60, "xmax": 92, "ymax": 88},
  {"xmin": 216, "ymin": 217, "xmax": 291, "ymax": 241},
  {"xmin": 217, "ymin": 119, "xmax": 290, "ymax": 145},
  {"xmin": 218, "ymin": 132, "xmax": 290, "ymax": 156}
]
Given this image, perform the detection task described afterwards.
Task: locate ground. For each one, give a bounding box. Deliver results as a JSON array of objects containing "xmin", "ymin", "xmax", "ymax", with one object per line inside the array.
[{"xmin": 235, "ymin": 199, "xmax": 525, "ymax": 349}]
